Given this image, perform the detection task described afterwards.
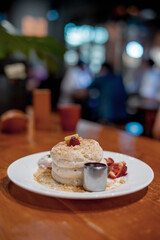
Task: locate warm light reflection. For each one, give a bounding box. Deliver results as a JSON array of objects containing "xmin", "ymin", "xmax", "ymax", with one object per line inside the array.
[
  {"xmin": 118, "ymin": 132, "xmax": 136, "ymax": 154},
  {"xmin": 21, "ymin": 16, "xmax": 48, "ymax": 37},
  {"xmin": 127, "ymin": 5, "xmax": 139, "ymax": 16},
  {"xmin": 4, "ymin": 63, "xmax": 26, "ymax": 80}
]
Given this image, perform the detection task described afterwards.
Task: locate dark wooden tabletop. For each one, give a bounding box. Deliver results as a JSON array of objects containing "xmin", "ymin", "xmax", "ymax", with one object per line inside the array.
[{"xmin": 0, "ymin": 112, "xmax": 159, "ymax": 240}]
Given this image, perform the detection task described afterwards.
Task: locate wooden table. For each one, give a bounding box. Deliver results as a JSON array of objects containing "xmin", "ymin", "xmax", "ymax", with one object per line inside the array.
[
  {"xmin": 0, "ymin": 113, "xmax": 159, "ymax": 240},
  {"xmin": 127, "ymin": 95, "xmax": 159, "ymax": 137}
]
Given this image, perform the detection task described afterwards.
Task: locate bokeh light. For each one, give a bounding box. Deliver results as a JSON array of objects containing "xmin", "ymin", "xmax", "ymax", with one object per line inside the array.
[
  {"xmin": 126, "ymin": 41, "xmax": 144, "ymax": 59},
  {"xmin": 64, "ymin": 49, "xmax": 79, "ymax": 65},
  {"xmin": 125, "ymin": 122, "xmax": 144, "ymax": 135},
  {"xmin": 94, "ymin": 27, "xmax": 109, "ymax": 44},
  {"xmin": 47, "ymin": 9, "xmax": 59, "ymax": 21},
  {"xmin": 64, "ymin": 23, "xmax": 108, "ymax": 46}
]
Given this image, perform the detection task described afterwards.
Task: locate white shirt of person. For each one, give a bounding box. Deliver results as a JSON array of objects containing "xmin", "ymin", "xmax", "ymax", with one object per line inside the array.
[
  {"xmin": 139, "ymin": 67, "xmax": 160, "ymax": 100},
  {"xmin": 59, "ymin": 66, "xmax": 92, "ymax": 104}
]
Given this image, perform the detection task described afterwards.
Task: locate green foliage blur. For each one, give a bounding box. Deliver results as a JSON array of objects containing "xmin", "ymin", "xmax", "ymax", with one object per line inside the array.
[{"xmin": 0, "ymin": 24, "xmax": 65, "ymax": 73}]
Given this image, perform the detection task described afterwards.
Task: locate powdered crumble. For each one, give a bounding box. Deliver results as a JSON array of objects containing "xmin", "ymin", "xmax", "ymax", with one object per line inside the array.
[{"xmin": 34, "ymin": 167, "xmax": 126, "ymax": 192}]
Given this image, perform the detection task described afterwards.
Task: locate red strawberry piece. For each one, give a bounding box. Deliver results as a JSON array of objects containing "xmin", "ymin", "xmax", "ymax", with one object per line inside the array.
[
  {"xmin": 105, "ymin": 157, "xmax": 114, "ymax": 166},
  {"xmin": 69, "ymin": 136, "xmax": 80, "ymax": 146},
  {"xmin": 108, "ymin": 161, "xmax": 127, "ymax": 178}
]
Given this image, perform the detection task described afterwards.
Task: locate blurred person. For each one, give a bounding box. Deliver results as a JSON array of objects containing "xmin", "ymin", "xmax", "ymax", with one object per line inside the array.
[
  {"xmin": 126, "ymin": 59, "xmax": 154, "ymax": 95},
  {"xmin": 58, "ymin": 60, "xmax": 93, "ymax": 104},
  {"xmin": 138, "ymin": 60, "xmax": 160, "ymax": 101},
  {"xmin": 89, "ymin": 62, "xmax": 128, "ymax": 124}
]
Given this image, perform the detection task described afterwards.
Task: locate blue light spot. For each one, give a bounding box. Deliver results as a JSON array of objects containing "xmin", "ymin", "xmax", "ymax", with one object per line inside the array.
[
  {"xmin": 0, "ymin": 13, "xmax": 6, "ymax": 22},
  {"xmin": 64, "ymin": 23, "xmax": 109, "ymax": 46},
  {"xmin": 125, "ymin": 122, "xmax": 143, "ymax": 135},
  {"xmin": 126, "ymin": 41, "xmax": 144, "ymax": 59},
  {"xmin": 94, "ymin": 27, "xmax": 109, "ymax": 44},
  {"xmin": 47, "ymin": 9, "xmax": 59, "ymax": 21}
]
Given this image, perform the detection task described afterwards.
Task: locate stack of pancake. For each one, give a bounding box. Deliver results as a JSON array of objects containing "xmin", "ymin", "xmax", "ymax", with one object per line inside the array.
[{"xmin": 51, "ymin": 137, "xmax": 104, "ymax": 186}]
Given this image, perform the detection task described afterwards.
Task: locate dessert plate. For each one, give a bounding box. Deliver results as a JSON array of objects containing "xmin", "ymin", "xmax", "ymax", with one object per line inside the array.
[{"xmin": 7, "ymin": 151, "xmax": 154, "ymax": 199}]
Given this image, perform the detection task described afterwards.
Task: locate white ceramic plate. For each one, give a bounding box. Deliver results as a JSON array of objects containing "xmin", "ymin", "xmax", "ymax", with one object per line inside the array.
[{"xmin": 7, "ymin": 151, "xmax": 154, "ymax": 199}]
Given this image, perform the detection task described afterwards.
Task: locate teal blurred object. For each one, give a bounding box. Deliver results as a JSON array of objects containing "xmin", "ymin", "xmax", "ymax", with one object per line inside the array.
[
  {"xmin": 47, "ymin": 9, "xmax": 59, "ymax": 21},
  {"xmin": 125, "ymin": 122, "xmax": 144, "ymax": 136}
]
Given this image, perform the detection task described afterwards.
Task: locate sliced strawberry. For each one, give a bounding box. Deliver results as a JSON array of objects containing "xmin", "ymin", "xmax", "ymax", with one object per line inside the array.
[
  {"xmin": 105, "ymin": 157, "xmax": 114, "ymax": 166},
  {"xmin": 120, "ymin": 164, "xmax": 127, "ymax": 176},
  {"xmin": 108, "ymin": 161, "xmax": 127, "ymax": 179},
  {"xmin": 108, "ymin": 171, "xmax": 117, "ymax": 179}
]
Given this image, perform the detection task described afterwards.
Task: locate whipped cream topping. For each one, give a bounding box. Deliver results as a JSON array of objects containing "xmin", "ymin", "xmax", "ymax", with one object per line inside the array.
[{"xmin": 38, "ymin": 154, "xmax": 53, "ymax": 168}]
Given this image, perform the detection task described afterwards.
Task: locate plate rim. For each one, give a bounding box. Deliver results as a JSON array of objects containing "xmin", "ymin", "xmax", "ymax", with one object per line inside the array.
[{"xmin": 7, "ymin": 151, "xmax": 154, "ymax": 199}]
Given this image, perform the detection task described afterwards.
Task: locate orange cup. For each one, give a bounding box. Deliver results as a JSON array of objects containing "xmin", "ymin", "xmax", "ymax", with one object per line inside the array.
[
  {"xmin": 33, "ymin": 89, "xmax": 51, "ymax": 130},
  {"xmin": 59, "ymin": 104, "xmax": 81, "ymax": 131}
]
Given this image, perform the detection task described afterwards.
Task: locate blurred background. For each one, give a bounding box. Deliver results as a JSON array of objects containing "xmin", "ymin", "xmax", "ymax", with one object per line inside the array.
[{"xmin": 1, "ymin": 0, "xmax": 160, "ymax": 137}]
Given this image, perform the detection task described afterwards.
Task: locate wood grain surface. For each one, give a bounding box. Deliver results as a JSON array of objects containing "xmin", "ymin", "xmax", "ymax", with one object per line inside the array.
[{"xmin": 0, "ymin": 112, "xmax": 159, "ymax": 240}]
